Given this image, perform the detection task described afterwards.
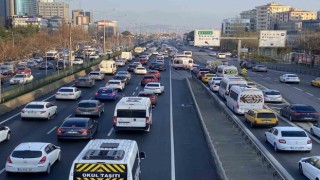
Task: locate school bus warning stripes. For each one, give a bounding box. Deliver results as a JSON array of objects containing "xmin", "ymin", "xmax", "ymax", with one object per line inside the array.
[{"xmin": 74, "ymin": 163, "xmax": 127, "ymax": 180}]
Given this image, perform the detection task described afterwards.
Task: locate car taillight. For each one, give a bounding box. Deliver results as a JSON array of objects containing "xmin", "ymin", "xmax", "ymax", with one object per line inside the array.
[
  {"xmin": 294, "ymin": 112, "xmax": 301, "ymax": 115},
  {"xmin": 146, "ymin": 117, "xmax": 149, "ymax": 124},
  {"xmin": 7, "ymin": 156, "xmax": 12, "ymax": 164},
  {"xmin": 113, "ymin": 116, "xmax": 117, "ymax": 124},
  {"xmin": 95, "ymin": 92, "xmax": 98, "ymax": 96},
  {"xmin": 80, "ymin": 129, "xmax": 88, "ymax": 134},
  {"xmin": 278, "ymin": 139, "xmax": 286, "ymax": 144},
  {"xmin": 40, "ymin": 111, "xmax": 46, "ymax": 114},
  {"xmin": 57, "ymin": 128, "xmax": 63, "ymax": 134},
  {"xmin": 39, "ymin": 156, "xmax": 46, "ymax": 164},
  {"xmin": 307, "ymin": 140, "xmax": 312, "ymax": 144}
]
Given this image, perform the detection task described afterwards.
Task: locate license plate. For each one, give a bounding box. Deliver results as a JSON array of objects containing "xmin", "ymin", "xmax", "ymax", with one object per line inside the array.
[
  {"xmin": 82, "ymin": 112, "xmax": 91, "ymax": 115},
  {"xmin": 262, "ymin": 120, "xmax": 270, "ymax": 123},
  {"xmin": 68, "ymin": 131, "xmax": 77, "ymax": 134},
  {"xmin": 305, "ymin": 117, "xmax": 312, "ymax": 119},
  {"xmin": 18, "ymin": 168, "xmax": 32, "ymax": 172},
  {"xmin": 291, "ymin": 147, "xmax": 304, "ymax": 150}
]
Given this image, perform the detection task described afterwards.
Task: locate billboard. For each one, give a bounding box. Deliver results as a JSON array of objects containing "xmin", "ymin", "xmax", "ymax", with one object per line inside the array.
[
  {"xmin": 194, "ymin": 30, "xmax": 220, "ymax": 46},
  {"xmin": 259, "ymin": 30, "xmax": 287, "ymax": 48}
]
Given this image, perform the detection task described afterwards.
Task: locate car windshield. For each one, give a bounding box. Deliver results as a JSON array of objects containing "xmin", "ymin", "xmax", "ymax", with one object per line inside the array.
[
  {"xmin": 12, "ymin": 150, "xmax": 42, "ymax": 158},
  {"xmin": 25, "ymin": 104, "xmax": 44, "ymax": 109},
  {"xmin": 265, "ymin": 91, "xmax": 280, "ymax": 95},
  {"xmin": 15, "ymin": 75, "xmax": 25, "ymax": 78},
  {"xmin": 62, "ymin": 120, "xmax": 86, "ymax": 128},
  {"xmin": 78, "ymin": 103, "xmax": 96, "ymax": 108},
  {"xmin": 59, "ymin": 88, "xmax": 73, "ymax": 92},
  {"xmin": 257, "ymin": 113, "xmax": 276, "ymax": 118},
  {"xmin": 295, "ymin": 106, "xmax": 316, "ymax": 112},
  {"xmin": 281, "ymin": 131, "xmax": 307, "ymax": 137}
]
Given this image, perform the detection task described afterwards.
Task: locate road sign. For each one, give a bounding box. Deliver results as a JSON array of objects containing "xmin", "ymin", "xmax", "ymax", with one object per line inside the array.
[
  {"xmin": 241, "ymin": 48, "xmax": 248, "ymax": 53},
  {"xmin": 194, "ymin": 30, "xmax": 220, "ymax": 47},
  {"xmin": 241, "ymin": 68, "xmax": 247, "ymax": 74},
  {"xmin": 259, "ymin": 30, "xmax": 287, "ymax": 48}
]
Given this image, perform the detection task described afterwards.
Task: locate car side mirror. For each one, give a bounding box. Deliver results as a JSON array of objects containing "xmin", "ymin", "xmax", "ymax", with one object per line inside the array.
[{"xmin": 139, "ymin": 152, "xmax": 146, "ymax": 159}]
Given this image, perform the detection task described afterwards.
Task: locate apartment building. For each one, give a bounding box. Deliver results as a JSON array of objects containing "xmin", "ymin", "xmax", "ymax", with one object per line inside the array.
[
  {"xmin": 276, "ymin": 9, "xmax": 317, "ymax": 22},
  {"xmin": 38, "ymin": 1, "xmax": 69, "ymax": 21},
  {"xmin": 240, "ymin": 9, "xmax": 257, "ymax": 31},
  {"xmin": 72, "ymin": 9, "xmax": 93, "ymax": 26}
]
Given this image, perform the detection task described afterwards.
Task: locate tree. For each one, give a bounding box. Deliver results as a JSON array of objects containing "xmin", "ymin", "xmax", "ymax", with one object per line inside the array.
[{"xmin": 121, "ymin": 31, "xmax": 132, "ymax": 36}]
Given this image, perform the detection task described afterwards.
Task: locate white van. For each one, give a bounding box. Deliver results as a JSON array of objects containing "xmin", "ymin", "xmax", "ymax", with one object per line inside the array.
[
  {"xmin": 218, "ymin": 77, "xmax": 247, "ymax": 99},
  {"xmin": 216, "ymin": 65, "xmax": 238, "ymax": 77},
  {"xmin": 99, "ymin": 60, "xmax": 117, "ymax": 74},
  {"xmin": 45, "ymin": 50, "xmax": 59, "ymax": 60},
  {"xmin": 121, "ymin": 52, "xmax": 133, "ymax": 61},
  {"xmin": 172, "ymin": 57, "xmax": 194, "ymax": 70},
  {"xmin": 226, "ymin": 86, "xmax": 264, "ymax": 114},
  {"xmin": 114, "ymin": 97, "xmax": 153, "ymax": 132},
  {"xmin": 68, "ymin": 139, "xmax": 146, "ymax": 180}
]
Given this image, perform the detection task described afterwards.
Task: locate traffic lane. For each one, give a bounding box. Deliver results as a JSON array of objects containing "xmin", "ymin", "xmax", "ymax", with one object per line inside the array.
[{"xmin": 172, "ymin": 70, "xmax": 219, "ymax": 180}]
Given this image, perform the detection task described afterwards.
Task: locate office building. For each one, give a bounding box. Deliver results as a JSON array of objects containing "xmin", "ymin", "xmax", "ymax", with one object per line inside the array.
[
  {"xmin": 240, "ymin": 9, "xmax": 257, "ymax": 31},
  {"xmin": 0, "ymin": 0, "xmax": 14, "ymax": 26},
  {"xmin": 72, "ymin": 9, "xmax": 93, "ymax": 26},
  {"xmin": 15, "ymin": 0, "xmax": 38, "ymax": 16},
  {"xmin": 276, "ymin": 8, "xmax": 317, "ymax": 22},
  {"xmin": 96, "ymin": 20, "xmax": 118, "ymax": 37},
  {"xmin": 38, "ymin": 1, "xmax": 69, "ymax": 21},
  {"xmin": 222, "ymin": 18, "xmax": 250, "ymax": 35}
]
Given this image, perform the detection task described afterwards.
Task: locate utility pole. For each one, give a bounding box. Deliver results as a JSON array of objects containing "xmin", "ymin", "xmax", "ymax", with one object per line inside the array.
[
  {"xmin": 103, "ymin": 24, "xmax": 106, "ymax": 53},
  {"xmin": 69, "ymin": 22, "xmax": 73, "ymax": 72}
]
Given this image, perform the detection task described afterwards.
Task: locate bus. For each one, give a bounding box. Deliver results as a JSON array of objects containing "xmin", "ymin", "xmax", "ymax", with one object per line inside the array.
[{"xmin": 216, "ymin": 65, "xmax": 238, "ymax": 77}]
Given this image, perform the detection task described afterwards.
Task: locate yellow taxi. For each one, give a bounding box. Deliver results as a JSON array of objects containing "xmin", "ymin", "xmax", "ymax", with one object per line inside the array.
[
  {"xmin": 311, "ymin": 77, "xmax": 320, "ymax": 87},
  {"xmin": 244, "ymin": 109, "xmax": 278, "ymax": 128},
  {"xmin": 201, "ymin": 73, "xmax": 216, "ymax": 83}
]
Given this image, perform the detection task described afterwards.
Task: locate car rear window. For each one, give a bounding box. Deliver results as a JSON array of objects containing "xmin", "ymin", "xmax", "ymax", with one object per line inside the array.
[
  {"xmin": 59, "ymin": 88, "xmax": 73, "ymax": 92},
  {"xmin": 281, "ymin": 131, "xmax": 307, "ymax": 137},
  {"xmin": 288, "ymin": 75, "xmax": 297, "ymax": 77},
  {"xmin": 114, "ymin": 76, "xmax": 125, "ymax": 80},
  {"xmin": 138, "ymin": 93, "xmax": 152, "ymax": 97},
  {"xmin": 99, "ymin": 89, "xmax": 113, "ymax": 93},
  {"xmin": 146, "ymin": 84, "xmax": 159, "ymax": 87},
  {"xmin": 90, "ymin": 72, "xmax": 99, "ymax": 75},
  {"xmin": 257, "ymin": 113, "xmax": 276, "ymax": 118},
  {"xmin": 265, "ymin": 91, "xmax": 280, "ymax": 95},
  {"xmin": 295, "ymin": 106, "xmax": 316, "ymax": 112},
  {"xmin": 117, "ymin": 110, "xmax": 146, "ymax": 118},
  {"xmin": 144, "ymin": 76, "xmax": 154, "ymax": 79},
  {"xmin": 62, "ymin": 120, "xmax": 86, "ymax": 127},
  {"xmin": 17, "ymin": 67, "xmax": 26, "ymax": 70},
  {"xmin": 12, "ymin": 150, "xmax": 42, "ymax": 158},
  {"xmin": 15, "ymin": 75, "xmax": 25, "ymax": 78},
  {"xmin": 108, "ymin": 81, "xmax": 120, "ymax": 84},
  {"xmin": 25, "ymin": 104, "xmax": 44, "ymax": 109},
  {"xmin": 78, "ymin": 103, "xmax": 96, "ymax": 108}
]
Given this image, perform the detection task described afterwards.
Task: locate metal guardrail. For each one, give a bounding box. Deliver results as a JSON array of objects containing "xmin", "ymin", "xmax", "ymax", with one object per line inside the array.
[{"xmin": 192, "ymin": 76, "xmax": 294, "ymax": 180}]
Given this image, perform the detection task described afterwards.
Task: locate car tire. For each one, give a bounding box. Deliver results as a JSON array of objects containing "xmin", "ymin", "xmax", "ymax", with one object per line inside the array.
[
  {"xmin": 274, "ymin": 143, "xmax": 278, "ymax": 152},
  {"xmin": 311, "ymin": 128, "xmax": 314, "ymax": 136},
  {"xmin": 47, "ymin": 113, "xmax": 51, "ymax": 120},
  {"xmin": 97, "ymin": 111, "xmax": 101, "ymax": 117},
  {"xmin": 6, "ymin": 132, "xmax": 11, "ymax": 140},
  {"xmin": 280, "ymin": 110, "xmax": 284, "ymax": 117},
  {"xmin": 264, "ymin": 135, "xmax": 268, "ymax": 143},
  {"xmin": 250, "ymin": 121, "xmax": 254, "ymax": 128},
  {"xmin": 289, "ymin": 115, "xmax": 293, "ymax": 121},
  {"xmin": 46, "ymin": 164, "xmax": 51, "ymax": 174},
  {"xmin": 57, "ymin": 152, "xmax": 61, "ymax": 162},
  {"xmin": 298, "ymin": 163, "xmax": 303, "ymax": 174}
]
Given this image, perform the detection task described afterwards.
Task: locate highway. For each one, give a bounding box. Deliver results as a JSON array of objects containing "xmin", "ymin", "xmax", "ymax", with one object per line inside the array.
[
  {"xmin": 179, "ymin": 44, "xmax": 320, "ymax": 179},
  {"xmin": 0, "ymin": 54, "xmax": 218, "ymax": 180}
]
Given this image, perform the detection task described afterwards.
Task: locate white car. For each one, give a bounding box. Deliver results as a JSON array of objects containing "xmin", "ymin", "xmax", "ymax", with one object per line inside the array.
[
  {"xmin": 89, "ymin": 55, "xmax": 99, "ymax": 59},
  {"xmin": 115, "ymin": 59, "xmax": 125, "ymax": 67},
  {"xmin": 209, "ymin": 80, "xmax": 221, "ymax": 92},
  {"xmin": 55, "ymin": 87, "xmax": 81, "ymax": 100},
  {"xmin": 10, "ymin": 74, "xmax": 34, "ymax": 85},
  {"xmin": 265, "ymin": 126, "xmax": 312, "ymax": 152},
  {"xmin": 209, "ymin": 52, "xmax": 217, "ymax": 56},
  {"xmin": 73, "ymin": 58, "xmax": 84, "ymax": 65},
  {"xmin": 262, "ymin": 89, "xmax": 283, "ymax": 103},
  {"xmin": 279, "ymin": 74, "xmax": 300, "ymax": 84},
  {"xmin": 5, "ymin": 142, "xmax": 61, "ymax": 174},
  {"xmin": 31, "ymin": 57, "xmax": 43, "ymax": 63},
  {"xmin": 208, "ymin": 77, "xmax": 223, "ymax": 85},
  {"xmin": 0, "ymin": 125, "xmax": 11, "ymax": 142},
  {"xmin": 116, "ymin": 71, "xmax": 131, "ymax": 80},
  {"xmin": 152, "ymin": 51, "xmax": 159, "ymax": 55},
  {"xmin": 88, "ymin": 71, "xmax": 105, "ymax": 80},
  {"xmin": 105, "ymin": 79, "xmax": 125, "ymax": 91},
  {"xmin": 299, "ymin": 156, "xmax": 320, "ymax": 180},
  {"xmin": 310, "ymin": 123, "xmax": 320, "ymax": 137},
  {"xmin": 21, "ymin": 101, "xmax": 58, "ymax": 120},
  {"xmin": 144, "ymin": 82, "xmax": 164, "ymax": 95},
  {"xmin": 133, "ymin": 62, "xmax": 142, "ymax": 67},
  {"xmin": 134, "ymin": 67, "xmax": 147, "ymax": 75}
]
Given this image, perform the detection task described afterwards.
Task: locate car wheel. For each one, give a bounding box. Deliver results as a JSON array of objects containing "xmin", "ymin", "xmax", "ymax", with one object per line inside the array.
[
  {"xmin": 57, "ymin": 152, "xmax": 61, "ymax": 162},
  {"xmin": 280, "ymin": 110, "xmax": 284, "ymax": 117},
  {"xmin": 264, "ymin": 135, "xmax": 268, "ymax": 143},
  {"xmin": 298, "ymin": 163, "xmax": 303, "ymax": 174},
  {"xmin": 97, "ymin": 111, "xmax": 101, "ymax": 117},
  {"xmin": 289, "ymin": 115, "xmax": 293, "ymax": 121},
  {"xmin": 311, "ymin": 128, "xmax": 314, "ymax": 136},
  {"xmin": 46, "ymin": 164, "xmax": 51, "ymax": 174},
  {"xmin": 250, "ymin": 121, "xmax": 254, "ymax": 128},
  {"xmin": 47, "ymin": 113, "xmax": 51, "ymax": 120},
  {"xmin": 6, "ymin": 132, "xmax": 11, "ymax": 140},
  {"xmin": 274, "ymin": 143, "xmax": 278, "ymax": 152}
]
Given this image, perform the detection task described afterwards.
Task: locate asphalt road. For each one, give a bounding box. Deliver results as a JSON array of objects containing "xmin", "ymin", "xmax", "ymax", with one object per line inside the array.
[
  {"xmin": 0, "ymin": 54, "xmax": 218, "ymax": 180},
  {"xmin": 179, "ymin": 44, "xmax": 320, "ymax": 179}
]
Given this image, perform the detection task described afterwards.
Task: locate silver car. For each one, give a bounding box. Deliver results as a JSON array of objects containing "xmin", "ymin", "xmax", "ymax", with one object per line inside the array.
[
  {"xmin": 252, "ymin": 65, "xmax": 268, "ymax": 72},
  {"xmin": 263, "ymin": 89, "xmax": 283, "ymax": 103},
  {"xmin": 89, "ymin": 71, "xmax": 105, "ymax": 80},
  {"xmin": 75, "ymin": 100, "xmax": 104, "ymax": 117}
]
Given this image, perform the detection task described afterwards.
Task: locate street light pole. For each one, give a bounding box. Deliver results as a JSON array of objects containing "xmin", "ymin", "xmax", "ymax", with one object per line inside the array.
[
  {"xmin": 103, "ymin": 24, "xmax": 106, "ymax": 54},
  {"xmin": 68, "ymin": 22, "xmax": 73, "ymax": 72}
]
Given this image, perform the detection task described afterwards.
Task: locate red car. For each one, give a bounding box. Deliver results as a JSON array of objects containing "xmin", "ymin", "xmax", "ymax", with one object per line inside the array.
[
  {"xmin": 15, "ymin": 67, "xmax": 32, "ymax": 75},
  {"xmin": 138, "ymin": 91, "xmax": 157, "ymax": 106},
  {"xmin": 140, "ymin": 75, "xmax": 158, "ymax": 86},
  {"xmin": 147, "ymin": 70, "xmax": 161, "ymax": 79},
  {"xmin": 139, "ymin": 58, "xmax": 148, "ymax": 65}
]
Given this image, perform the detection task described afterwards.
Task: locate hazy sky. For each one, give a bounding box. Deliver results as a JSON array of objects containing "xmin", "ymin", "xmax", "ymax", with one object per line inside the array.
[{"xmin": 66, "ymin": 0, "xmax": 320, "ymax": 29}]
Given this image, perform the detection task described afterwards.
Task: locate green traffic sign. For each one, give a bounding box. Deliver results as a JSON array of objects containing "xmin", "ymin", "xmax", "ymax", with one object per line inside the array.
[{"xmin": 198, "ymin": 31, "xmax": 213, "ymax": 35}]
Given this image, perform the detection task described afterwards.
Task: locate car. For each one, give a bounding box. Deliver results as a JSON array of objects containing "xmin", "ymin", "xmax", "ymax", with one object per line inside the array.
[
  {"xmin": 262, "ymin": 89, "xmax": 283, "ymax": 103},
  {"xmin": 149, "ymin": 62, "xmax": 159, "ymax": 69},
  {"xmin": 138, "ymin": 91, "xmax": 158, "ymax": 106},
  {"xmin": 31, "ymin": 57, "xmax": 43, "ymax": 63},
  {"xmin": 27, "ymin": 60, "xmax": 38, "ymax": 68},
  {"xmin": 209, "ymin": 79, "xmax": 221, "ymax": 92},
  {"xmin": 0, "ymin": 66, "xmax": 14, "ymax": 75},
  {"xmin": 133, "ymin": 62, "xmax": 142, "ymax": 67},
  {"xmin": 201, "ymin": 73, "xmax": 216, "ymax": 83},
  {"xmin": 155, "ymin": 59, "xmax": 164, "ymax": 64},
  {"xmin": 5, "ymin": 142, "xmax": 61, "ymax": 174},
  {"xmin": 147, "ymin": 70, "xmax": 161, "ymax": 79},
  {"xmin": 9, "ymin": 74, "xmax": 34, "ymax": 85},
  {"xmin": 105, "ymin": 79, "xmax": 125, "ymax": 91},
  {"xmin": 134, "ymin": 66, "xmax": 147, "ymax": 75},
  {"xmin": 152, "ymin": 51, "xmax": 159, "ymax": 55},
  {"xmin": 39, "ymin": 62, "xmax": 54, "ymax": 70},
  {"xmin": 18, "ymin": 61, "xmax": 28, "ymax": 67},
  {"xmin": 0, "ymin": 125, "xmax": 11, "ymax": 142},
  {"xmin": 208, "ymin": 77, "xmax": 222, "ymax": 85},
  {"xmin": 113, "ymin": 75, "xmax": 129, "ymax": 84},
  {"xmin": 144, "ymin": 82, "xmax": 164, "ymax": 95},
  {"xmin": 127, "ymin": 64, "xmax": 137, "ymax": 72},
  {"xmin": 116, "ymin": 71, "xmax": 132, "ymax": 80},
  {"xmin": 139, "ymin": 58, "xmax": 148, "ymax": 65},
  {"xmin": 310, "ymin": 123, "xmax": 320, "ymax": 137},
  {"xmin": 252, "ymin": 65, "xmax": 268, "ymax": 72},
  {"xmin": 197, "ymin": 70, "xmax": 210, "ymax": 79},
  {"xmin": 311, "ymin": 77, "xmax": 320, "ymax": 87},
  {"xmin": 89, "ymin": 54, "xmax": 99, "ymax": 59},
  {"xmin": 247, "ymin": 81, "xmax": 257, "ymax": 88},
  {"xmin": 95, "ymin": 87, "xmax": 118, "ymax": 101},
  {"xmin": 141, "ymin": 75, "xmax": 158, "ymax": 86},
  {"xmin": 298, "ymin": 156, "xmax": 320, "ymax": 180},
  {"xmin": 244, "ymin": 109, "xmax": 278, "ymax": 127},
  {"xmin": 75, "ymin": 100, "xmax": 104, "ymax": 117},
  {"xmin": 55, "ymin": 87, "xmax": 82, "ymax": 100},
  {"xmin": 115, "ymin": 59, "xmax": 125, "ymax": 67},
  {"xmin": 280, "ymin": 104, "xmax": 319, "ymax": 122},
  {"xmin": 209, "ymin": 52, "xmax": 217, "ymax": 56},
  {"xmin": 75, "ymin": 76, "xmax": 95, "ymax": 88},
  {"xmin": 156, "ymin": 55, "xmax": 164, "ymax": 60},
  {"xmin": 199, "ymin": 48, "xmax": 206, "ymax": 52},
  {"xmin": 88, "ymin": 71, "xmax": 105, "ymax": 80},
  {"xmin": 73, "ymin": 58, "xmax": 84, "ymax": 65},
  {"xmin": 265, "ymin": 126, "xmax": 312, "ymax": 152},
  {"xmin": 225, "ymin": 52, "xmax": 232, "ymax": 56},
  {"xmin": 279, "ymin": 74, "xmax": 300, "ymax": 84},
  {"xmin": 57, "ymin": 118, "xmax": 98, "ymax": 140},
  {"xmin": 56, "ymin": 61, "xmax": 69, "ymax": 70},
  {"xmin": 153, "ymin": 63, "xmax": 166, "ymax": 71},
  {"xmin": 21, "ymin": 101, "xmax": 57, "ymax": 120}
]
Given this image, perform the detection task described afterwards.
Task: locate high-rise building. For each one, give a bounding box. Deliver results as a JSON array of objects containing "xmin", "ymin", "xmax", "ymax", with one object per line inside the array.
[
  {"xmin": 221, "ymin": 18, "xmax": 251, "ymax": 35},
  {"xmin": 96, "ymin": 20, "xmax": 118, "ymax": 37},
  {"xmin": 0, "ymin": 0, "xmax": 14, "ymax": 26},
  {"xmin": 240, "ymin": 9, "xmax": 257, "ymax": 31},
  {"xmin": 15, "ymin": 0, "xmax": 38, "ymax": 16},
  {"xmin": 276, "ymin": 8, "xmax": 317, "ymax": 22},
  {"xmin": 72, "ymin": 9, "xmax": 93, "ymax": 26},
  {"xmin": 38, "ymin": 1, "xmax": 69, "ymax": 21},
  {"xmin": 0, "ymin": 0, "xmax": 6, "ymax": 26}
]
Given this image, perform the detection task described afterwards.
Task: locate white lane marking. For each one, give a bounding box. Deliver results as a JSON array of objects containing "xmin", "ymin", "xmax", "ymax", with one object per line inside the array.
[
  {"xmin": 66, "ymin": 114, "xmax": 72, "ymax": 118},
  {"xmin": 0, "ymin": 168, "xmax": 4, "ymax": 174},
  {"xmin": 285, "ymin": 84, "xmax": 290, "ymax": 87},
  {"xmin": 306, "ymin": 92, "xmax": 314, "ymax": 96},
  {"xmin": 107, "ymin": 128, "xmax": 114, "ymax": 136},
  {"xmin": 293, "ymin": 87, "xmax": 303, "ymax": 91},
  {"xmin": 132, "ymin": 92, "xmax": 135, "ymax": 96},
  {"xmin": 169, "ymin": 61, "xmax": 176, "ymax": 180},
  {"xmin": 47, "ymin": 126, "xmax": 57, "ymax": 134},
  {"xmin": 135, "ymin": 87, "xmax": 138, "ymax": 90},
  {"xmin": 266, "ymin": 77, "xmax": 271, "ymax": 79}
]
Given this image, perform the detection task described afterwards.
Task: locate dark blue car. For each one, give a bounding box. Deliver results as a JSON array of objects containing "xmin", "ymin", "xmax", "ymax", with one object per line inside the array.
[{"xmin": 95, "ymin": 87, "xmax": 118, "ymax": 100}]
